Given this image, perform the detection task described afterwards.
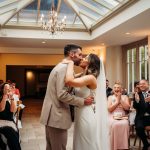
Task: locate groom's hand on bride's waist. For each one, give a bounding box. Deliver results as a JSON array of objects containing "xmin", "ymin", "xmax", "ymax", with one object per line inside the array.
[{"xmin": 84, "ymin": 96, "xmax": 94, "ymax": 105}]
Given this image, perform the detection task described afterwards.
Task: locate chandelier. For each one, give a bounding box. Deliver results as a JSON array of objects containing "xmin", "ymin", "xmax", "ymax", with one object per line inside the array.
[{"xmin": 40, "ymin": 1, "xmax": 66, "ymax": 35}]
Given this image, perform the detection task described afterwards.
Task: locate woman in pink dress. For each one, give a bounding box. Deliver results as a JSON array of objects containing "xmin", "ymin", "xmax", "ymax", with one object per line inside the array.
[{"xmin": 108, "ymin": 82, "xmax": 130, "ymax": 150}]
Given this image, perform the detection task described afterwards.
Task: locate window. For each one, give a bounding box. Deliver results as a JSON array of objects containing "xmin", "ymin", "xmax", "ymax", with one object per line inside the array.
[
  {"xmin": 123, "ymin": 38, "xmax": 148, "ymax": 93},
  {"xmin": 127, "ymin": 48, "xmax": 136, "ymax": 92},
  {"xmin": 139, "ymin": 45, "xmax": 149, "ymax": 80}
]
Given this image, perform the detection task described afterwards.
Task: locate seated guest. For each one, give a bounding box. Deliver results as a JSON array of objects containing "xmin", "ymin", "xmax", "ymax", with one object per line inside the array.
[
  {"xmin": 134, "ymin": 81, "xmax": 140, "ymax": 92},
  {"xmin": 6, "ymin": 79, "xmax": 12, "ymax": 85},
  {"xmin": 11, "ymin": 82, "xmax": 25, "ymax": 121},
  {"xmin": 0, "ymin": 83, "xmax": 17, "ymax": 120},
  {"xmin": 108, "ymin": 82, "xmax": 130, "ymax": 150},
  {"xmin": 0, "ymin": 80, "xmax": 4, "ymax": 90},
  {"xmin": 121, "ymin": 87, "xmax": 127, "ymax": 95},
  {"xmin": 106, "ymin": 79, "xmax": 112, "ymax": 97},
  {"xmin": 129, "ymin": 81, "xmax": 140, "ymax": 125},
  {"xmin": 133, "ymin": 79, "xmax": 150, "ymax": 150},
  {"xmin": 0, "ymin": 80, "xmax": 4, "ymax": 85},
  {"xmin": 0, "ymin": 83, "xmax": 21, "ymax": 150},
  {"xmin": 11, "ymin": 82, "xmax": 21, "ymax": 99}
]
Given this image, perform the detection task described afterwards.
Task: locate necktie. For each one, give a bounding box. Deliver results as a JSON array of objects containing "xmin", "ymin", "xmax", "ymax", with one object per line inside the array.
[{"xmin": 143, "ymin": 92, "xmax": 147, "ymax": 98}]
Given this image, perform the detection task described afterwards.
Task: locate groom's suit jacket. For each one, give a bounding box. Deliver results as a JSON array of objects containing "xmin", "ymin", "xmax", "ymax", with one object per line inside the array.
[{"xmin": 40, "ymin": 62, "xmax": 84, "ymax": 129}]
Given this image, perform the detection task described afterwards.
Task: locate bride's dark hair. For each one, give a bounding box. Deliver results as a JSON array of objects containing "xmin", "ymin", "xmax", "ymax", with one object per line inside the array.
[{"xmin": 86, "ymin": 53, "xmax": 100, "ymax": 78}]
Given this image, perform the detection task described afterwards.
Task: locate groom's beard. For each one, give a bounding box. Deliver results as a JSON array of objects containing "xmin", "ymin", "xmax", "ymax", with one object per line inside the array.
[
  {"xmin": 73, "ymin": 58, "xmax": 81, "ymax": 66},
  {"xmin": 74, "ymin": 61, "xmax": 80, "ymax": 66}
]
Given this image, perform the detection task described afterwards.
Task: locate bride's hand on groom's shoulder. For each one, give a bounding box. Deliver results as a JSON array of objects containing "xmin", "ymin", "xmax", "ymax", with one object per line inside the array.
[{"xmin": 62, "ymin": 59, "xmax": 74, "ymax": 64}]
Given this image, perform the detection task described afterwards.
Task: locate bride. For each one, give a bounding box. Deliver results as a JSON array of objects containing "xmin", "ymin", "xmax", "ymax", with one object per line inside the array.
[{"xmin": 64, "ymin": 53, "xmax": 110, "ymax": 150}]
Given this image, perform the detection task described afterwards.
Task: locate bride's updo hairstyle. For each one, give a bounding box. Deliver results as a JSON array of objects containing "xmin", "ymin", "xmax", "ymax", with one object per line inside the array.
[{"xmin": 86, "ymin": 53, "xmax": 100, "ymax": 78}]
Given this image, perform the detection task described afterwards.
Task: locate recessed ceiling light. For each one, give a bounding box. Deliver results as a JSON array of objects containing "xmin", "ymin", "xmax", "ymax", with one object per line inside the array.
[
  {"xmin": 42, "ymin": 41, "xmax": 46, "ymax": 44},
  {"xmin": 101, "ymin": 43, "xmax": 105, "ymax": 45},
  {"xmin": 125, "ymin": 32, "xmax": 130, "ymax": 35}
]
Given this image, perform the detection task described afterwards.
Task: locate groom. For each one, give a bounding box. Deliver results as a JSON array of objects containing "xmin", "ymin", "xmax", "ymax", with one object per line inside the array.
[{"xmin": 40, "ymin": 44, "xmax": 93, "ymax": 150}]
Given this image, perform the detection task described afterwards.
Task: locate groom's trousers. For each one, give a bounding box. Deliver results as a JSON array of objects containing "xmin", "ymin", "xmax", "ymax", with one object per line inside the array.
[{"xmin": 45, "ymin": 126, "xmax": 67, "ymax": 150}]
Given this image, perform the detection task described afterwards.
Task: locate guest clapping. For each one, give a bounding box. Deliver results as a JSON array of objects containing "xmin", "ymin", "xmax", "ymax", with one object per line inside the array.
[
  {"xmin": 133, "ymin": 79, "xmax": 150, "ymax": 150},
  {"xmin": 108, "ymin": 82, "xmax": 130, "ymax": 150},
  {"xmin": 0, "ymin": 83, "xmax": 21, "ymax": 150},
  {"xmin": 0, "ymin": 83, "xmax": 17, "ymax": 118}
]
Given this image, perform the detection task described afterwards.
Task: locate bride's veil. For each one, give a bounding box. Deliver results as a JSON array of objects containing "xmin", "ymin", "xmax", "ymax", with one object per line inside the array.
[{"xmin": 95, "ymin": 58, "xmax": 110, "ymax": 150}]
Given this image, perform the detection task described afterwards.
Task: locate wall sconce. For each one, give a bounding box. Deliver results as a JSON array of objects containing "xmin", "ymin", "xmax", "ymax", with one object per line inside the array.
[{"xmin": 26, "ymin": 71, "xmax": 34, "ymax": 80}]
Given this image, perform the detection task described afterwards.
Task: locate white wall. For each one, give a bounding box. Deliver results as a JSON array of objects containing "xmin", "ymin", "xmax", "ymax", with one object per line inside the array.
[{"xmin": 106, "ymin": 46, "xmax": 123, "ymax": 88}]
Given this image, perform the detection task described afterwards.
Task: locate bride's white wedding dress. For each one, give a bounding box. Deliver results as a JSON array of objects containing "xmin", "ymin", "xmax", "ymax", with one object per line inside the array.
[
  {"xmin": 73, "ymin": 59, "xmax": 110, "ymax": 150},
  {"xmin": 73, "ymin": 86, "xmax": 99, "ymax": 150}
]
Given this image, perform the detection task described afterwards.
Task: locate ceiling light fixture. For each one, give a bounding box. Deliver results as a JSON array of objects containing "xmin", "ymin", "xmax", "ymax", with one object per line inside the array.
[{"xmin": 40, "ymin": 0, "xmax": 66, "ymax": 35}]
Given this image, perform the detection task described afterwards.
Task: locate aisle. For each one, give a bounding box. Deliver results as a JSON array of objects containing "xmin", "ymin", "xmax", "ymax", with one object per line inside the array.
[{"xmin": 20, "ymin": 99, "xmax": 73, "ymax": 150}]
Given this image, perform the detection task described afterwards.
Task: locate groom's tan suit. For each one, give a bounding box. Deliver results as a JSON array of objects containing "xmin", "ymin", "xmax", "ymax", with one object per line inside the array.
[{"xmin": 40, "ymin": 63, "xmax": 84, "ymax": 150}]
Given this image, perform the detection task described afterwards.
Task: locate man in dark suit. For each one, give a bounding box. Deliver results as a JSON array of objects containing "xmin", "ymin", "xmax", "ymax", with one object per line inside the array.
[
  {"xmin": 133, "ymin": 79, "xmax": 150, "ymax": 150},
  {"xmin": 106, "ymin": 79, "xmax": 112, "ymax": 97}
]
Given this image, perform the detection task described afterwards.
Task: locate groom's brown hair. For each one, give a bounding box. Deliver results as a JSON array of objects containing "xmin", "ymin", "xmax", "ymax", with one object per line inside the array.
[{"xmin": 64, "ymin": 44, "xmax": 82, "ymax": 57}]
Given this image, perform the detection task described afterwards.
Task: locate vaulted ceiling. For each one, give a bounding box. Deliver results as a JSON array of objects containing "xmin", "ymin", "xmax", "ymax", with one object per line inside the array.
[
  {"xmin": 0, "ymin": 0, "xmax": 131, "ymax": 31},
  {"xmin": 0, "ymin": 0, "xmax": 150, "ymax": 48}
]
